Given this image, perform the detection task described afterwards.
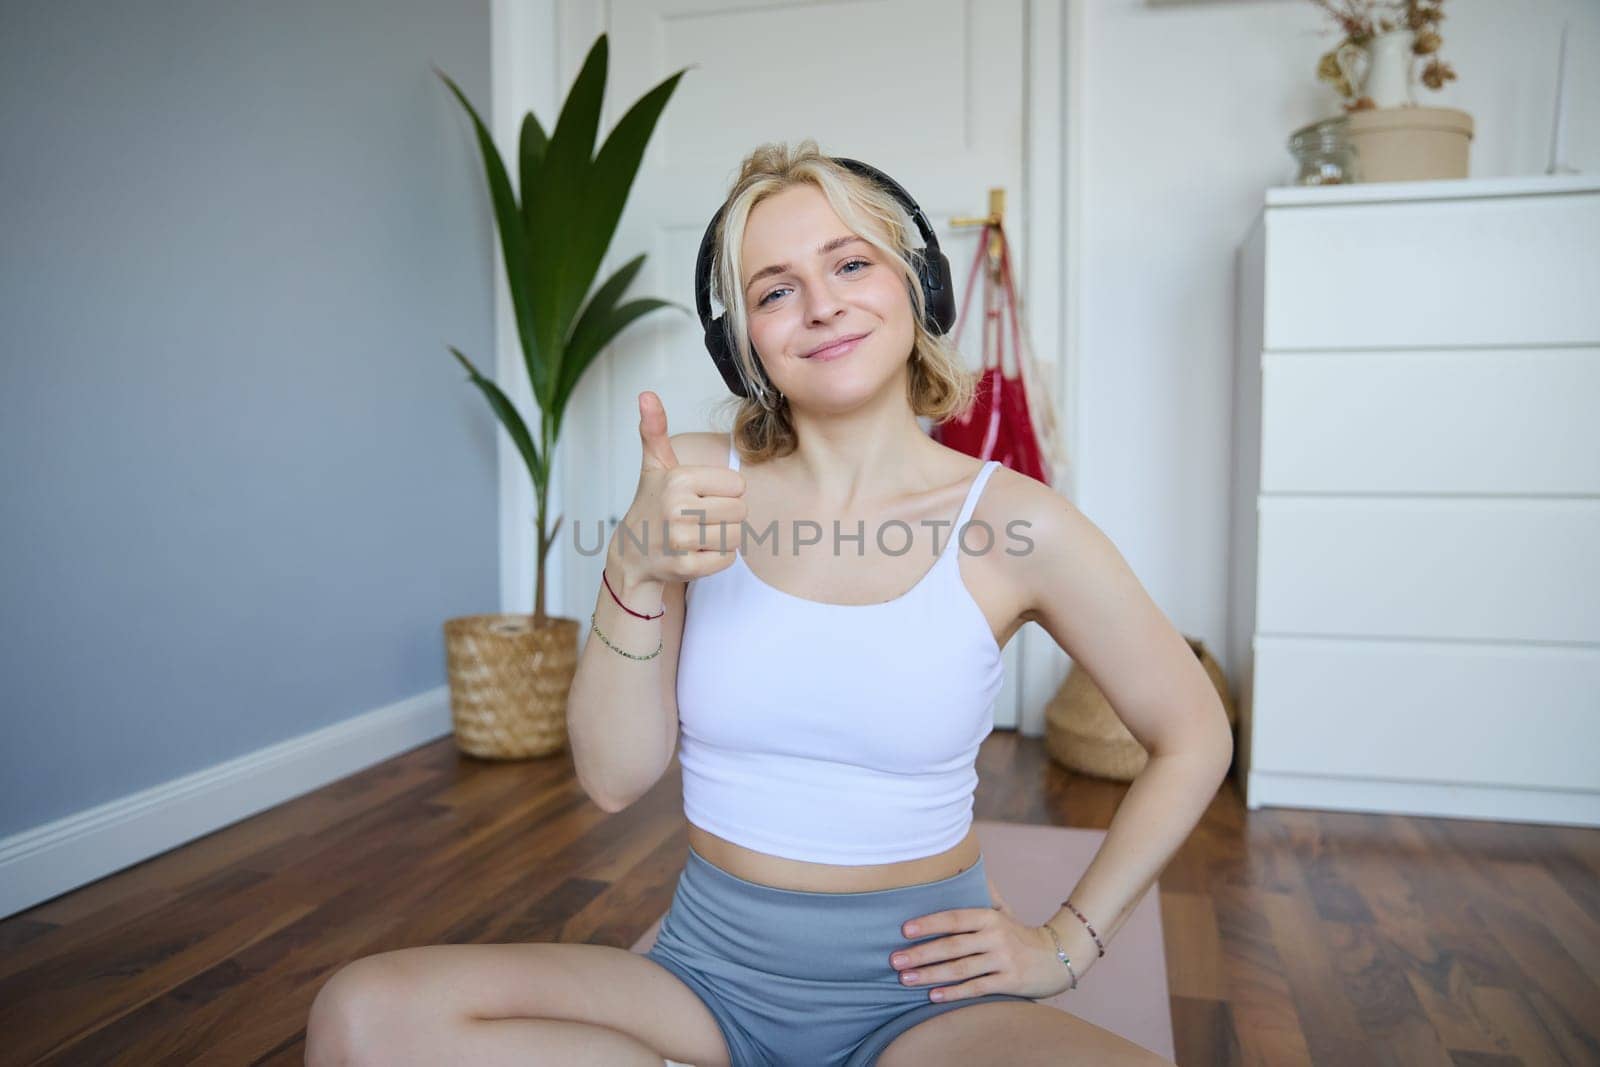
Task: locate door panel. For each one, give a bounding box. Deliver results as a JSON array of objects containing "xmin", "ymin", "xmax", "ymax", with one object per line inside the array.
[{"xmin": 545, "ymin": 0, "xmax": 1028, "ymax": 727}]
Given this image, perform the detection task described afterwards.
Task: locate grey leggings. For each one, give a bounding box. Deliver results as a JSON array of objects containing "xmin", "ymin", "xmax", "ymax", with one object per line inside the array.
[{"xmin": 644, "ymin": 844, "xmax": 1035, "ymax": 1066}]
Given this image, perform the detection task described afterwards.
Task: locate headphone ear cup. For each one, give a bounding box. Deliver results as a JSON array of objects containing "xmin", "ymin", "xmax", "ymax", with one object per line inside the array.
[
  {"xmin": 705, "ymin": 314, "xmax": 752, "ymax": 397},
  {"xmin": 912, "ymin": 247, "xmax": 958, "ymax": 336},
  {"xmin": 928, "ymin": 249, "xmax": 957, "ymax": 335}
]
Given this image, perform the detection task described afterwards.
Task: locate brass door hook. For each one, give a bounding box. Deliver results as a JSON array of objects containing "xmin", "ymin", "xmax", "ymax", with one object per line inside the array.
[{"xmin": 950, "ymin": 187, "xmax": 1006, "ymax": 278}]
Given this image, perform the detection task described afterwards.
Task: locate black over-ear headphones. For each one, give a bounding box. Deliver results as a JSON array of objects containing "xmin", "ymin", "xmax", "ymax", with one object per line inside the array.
[{"xmin": 693, "ymin": 157, "xmax": 956, "ymax": 400}]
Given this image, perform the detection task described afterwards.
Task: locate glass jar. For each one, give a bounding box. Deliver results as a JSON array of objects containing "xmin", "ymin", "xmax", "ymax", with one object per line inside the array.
[{"xmin": 1287, "ymin": 116, "xmax": 1362, "ymax": 186}]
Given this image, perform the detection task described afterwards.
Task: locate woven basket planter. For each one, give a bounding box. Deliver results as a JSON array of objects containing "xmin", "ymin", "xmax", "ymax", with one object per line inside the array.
[
  {"xmin": 443, "ymin": 613, "xmax": 580, "ymax": 760},
  {"xmin": 1044, "ymin": 636, "xmax": 1236, "ymax": 782}
]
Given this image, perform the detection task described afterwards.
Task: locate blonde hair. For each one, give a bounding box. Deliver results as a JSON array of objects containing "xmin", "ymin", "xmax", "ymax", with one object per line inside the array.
[{"xmin": 709, "ymin": 139, "xmax": 977, "ymax": 463}]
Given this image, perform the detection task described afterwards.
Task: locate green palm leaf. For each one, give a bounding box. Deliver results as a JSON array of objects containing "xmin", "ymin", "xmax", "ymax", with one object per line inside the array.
[
  {"xmin": 447, "ymin": 346, "xmax": 544, "ymax": 485},
  {"xmin": 562, "ymin": 252, "xmax": 647, "ymax": 359},
  {"xmin": 433, "ymin": 67, "xmax": 544, "ymax": 409},
  {"xmin": 570, "ymin": 68, "xmax": 688, "ymax": 336},
  {"xmin": 437, "ymin": 33, "xmax": 689, "ymax": 622},
  {"xmin": 526, "ymin": 35, "xmax": 609, "ymax": 401},
  {"xmin": 518, "ymin": 112, "xmax": 548, "ymax": 242},
  {"xmin": 554, "ymin": 298, "xmax": 688, "ymax": 444}
]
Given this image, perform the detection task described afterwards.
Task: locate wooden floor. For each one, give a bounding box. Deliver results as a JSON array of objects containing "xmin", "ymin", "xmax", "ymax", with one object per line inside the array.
[{"xmin": 3, "ymin": 730, "xmax": 1597, "ymax": 1066}]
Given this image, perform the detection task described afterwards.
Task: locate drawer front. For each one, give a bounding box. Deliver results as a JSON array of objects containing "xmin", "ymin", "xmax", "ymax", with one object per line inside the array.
[
  {"xmin": 1260, "ymin": 347, "xmax": 1600, "ymax": 494},
  {"xmin": 1256, "ymin": 497, "xmax": 1600, "ymax": 644},
  {"xmin": 1263, "ymin": 190, "xmax": 1600, "ymax": 350},
  {"xmin": 1250, "ymin": 635, "xmax": 1600, "ymax": 791}
]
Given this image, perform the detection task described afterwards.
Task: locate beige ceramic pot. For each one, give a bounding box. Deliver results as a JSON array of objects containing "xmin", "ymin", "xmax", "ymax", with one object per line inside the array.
[{"xmin": 1346, "ymin": 105, "xmax": 1474, "ymax": 182}]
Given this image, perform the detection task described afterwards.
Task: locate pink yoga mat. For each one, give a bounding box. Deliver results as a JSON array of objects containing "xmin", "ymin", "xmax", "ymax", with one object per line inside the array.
[{"xmin": 631, "ymin": 819, "xmax": 1175, "ymax": 1062}]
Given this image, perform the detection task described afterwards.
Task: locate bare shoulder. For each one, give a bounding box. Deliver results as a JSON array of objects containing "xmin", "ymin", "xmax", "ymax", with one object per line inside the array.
[
  {"xmin": 975, "ymin": 463, "xmax": 1230, "ymax": 760},
  {"xmin": 970, "ymin": 462, "xmax": 1075, "ymax": 547},
  {"xmin": 968, "ymin": 463, "xmax": 1101, "ymax": 625},
  {"xmin": 666, "ymin": 429, "xmax": 734, "ymax": 470}
]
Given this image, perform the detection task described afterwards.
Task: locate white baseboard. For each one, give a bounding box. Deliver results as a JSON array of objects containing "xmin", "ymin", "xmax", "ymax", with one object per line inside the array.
[
  {"xmin": 1246, "ymin": 770, "xmax": 1600, "ymax": 827},
  {"xmin": 0, "ymin": 686, "xmax": 453, "ymax": 920}
]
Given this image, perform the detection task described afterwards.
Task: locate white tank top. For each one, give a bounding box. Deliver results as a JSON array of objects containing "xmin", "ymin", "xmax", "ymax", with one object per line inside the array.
[{"xmin": 674, "ymin": 436, "xmax": 1005, "ymax": 865}]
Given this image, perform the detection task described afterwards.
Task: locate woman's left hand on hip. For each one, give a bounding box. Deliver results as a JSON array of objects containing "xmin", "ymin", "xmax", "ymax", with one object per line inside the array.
[{"xmin": 888, "ymin": 875, "xmax": 1077, "ymax": 1002}]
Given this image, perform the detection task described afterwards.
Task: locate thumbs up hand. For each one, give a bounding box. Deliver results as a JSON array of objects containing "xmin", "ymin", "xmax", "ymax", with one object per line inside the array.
[
  {"xmin": 609, "ymin": 391, "xmax": 746, "ymax": 590},
  {"xmin": 637, "ymin": 388, "xmax": 681, "ymax": 475}
]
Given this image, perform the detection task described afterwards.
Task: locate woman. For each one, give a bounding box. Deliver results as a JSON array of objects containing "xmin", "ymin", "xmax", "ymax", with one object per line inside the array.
[{"xmin": 306, "ymin": 142, "xmax": 1231, "ymax": 1066}]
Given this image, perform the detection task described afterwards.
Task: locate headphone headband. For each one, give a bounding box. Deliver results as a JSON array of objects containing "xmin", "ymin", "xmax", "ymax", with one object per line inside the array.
[{"xmin": 693, "ymin": 157, "xmax": 956, "ymax": 401}]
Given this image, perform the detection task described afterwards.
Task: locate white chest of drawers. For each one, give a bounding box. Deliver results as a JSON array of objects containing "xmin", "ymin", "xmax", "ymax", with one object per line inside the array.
[{"xmin": 1228, "ymin": 174, "xmax": 1600, "ymax": 827}]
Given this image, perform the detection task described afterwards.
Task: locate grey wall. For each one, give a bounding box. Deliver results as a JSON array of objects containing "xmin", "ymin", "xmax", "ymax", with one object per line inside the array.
[{"xmin": 1, "ymin": 0, "xmax": 498, "ymax": 837}]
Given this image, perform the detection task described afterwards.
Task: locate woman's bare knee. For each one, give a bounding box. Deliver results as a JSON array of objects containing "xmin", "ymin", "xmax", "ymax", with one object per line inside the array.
[{"xmin": 305, "ymin": 956, "xmax": 423, "ymax": 1067}]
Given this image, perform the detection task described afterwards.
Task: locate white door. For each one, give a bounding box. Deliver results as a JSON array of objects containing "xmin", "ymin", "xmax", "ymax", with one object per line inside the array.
[{"xmin": 526, "ymin": 0, "xmax": 1041, "ymax": 730}]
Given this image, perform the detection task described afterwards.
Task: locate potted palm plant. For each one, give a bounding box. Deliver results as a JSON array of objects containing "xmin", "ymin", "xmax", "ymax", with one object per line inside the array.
[{"xmin": 435, "ymin": 35, "xmax": 689, "ymax": 759}]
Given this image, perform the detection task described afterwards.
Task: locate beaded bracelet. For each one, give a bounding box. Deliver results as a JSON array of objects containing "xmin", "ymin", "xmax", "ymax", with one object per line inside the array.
[
  {"xmin": 588, "ymin": 612, "xmax": 662, "ymax": 661},
  {"xmin": 1061, "ymin": 899, "xmax": 1106, "ymax": 957}
]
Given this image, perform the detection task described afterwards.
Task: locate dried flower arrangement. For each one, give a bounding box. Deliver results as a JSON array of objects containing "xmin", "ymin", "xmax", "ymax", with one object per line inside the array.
[{"xmin": 1310, "ymin": 0, "xmax": 1457, "ymax": 110}]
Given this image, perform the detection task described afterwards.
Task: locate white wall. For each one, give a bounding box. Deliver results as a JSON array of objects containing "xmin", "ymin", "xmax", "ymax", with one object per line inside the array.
[
  {"xmin": 1070, "ymin": 0, "xmax": 1600, "ymax": 677},
  {"xmin": 0, "ymin": 0, "xmax": 493, "ymax": 916}
]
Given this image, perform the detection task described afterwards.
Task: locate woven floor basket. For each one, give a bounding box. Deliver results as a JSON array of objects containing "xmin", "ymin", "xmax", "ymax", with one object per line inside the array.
[
  {"xmin": 443, "ymin": 613, "xmax": 579, "ymax": 760},
  {"xmin": 1044, "ymin": 636, "xmax": 1236, "ymax": 781}
]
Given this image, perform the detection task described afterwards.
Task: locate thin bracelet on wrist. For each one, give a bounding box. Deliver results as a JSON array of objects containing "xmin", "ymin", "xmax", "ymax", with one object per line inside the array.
[
  {"xmin": 602, "ymin": 561, "xmax": 665, "ymax": 620},
  {"xmin": 1060, "ymin": 899, "xmax": 1106, "ymax": 957},
  {"xmin": 1042, "ymin": 923, "xmax": 1079, "ymax": 990},
  {"xmin": 589, "ymin": 613, "xmax": 662, "ymax": 660}
]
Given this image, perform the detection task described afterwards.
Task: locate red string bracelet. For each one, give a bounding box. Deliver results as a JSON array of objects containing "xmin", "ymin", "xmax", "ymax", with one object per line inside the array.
[{"xmin": 602, "ymin": 563, "xmax": 664, "ymax": 620}]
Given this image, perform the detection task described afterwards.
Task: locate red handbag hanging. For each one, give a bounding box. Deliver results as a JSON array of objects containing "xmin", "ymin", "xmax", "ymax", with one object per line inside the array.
[{"xmin": 930, "ymin": 221, "xmax": 1053, "ymax": 485}]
